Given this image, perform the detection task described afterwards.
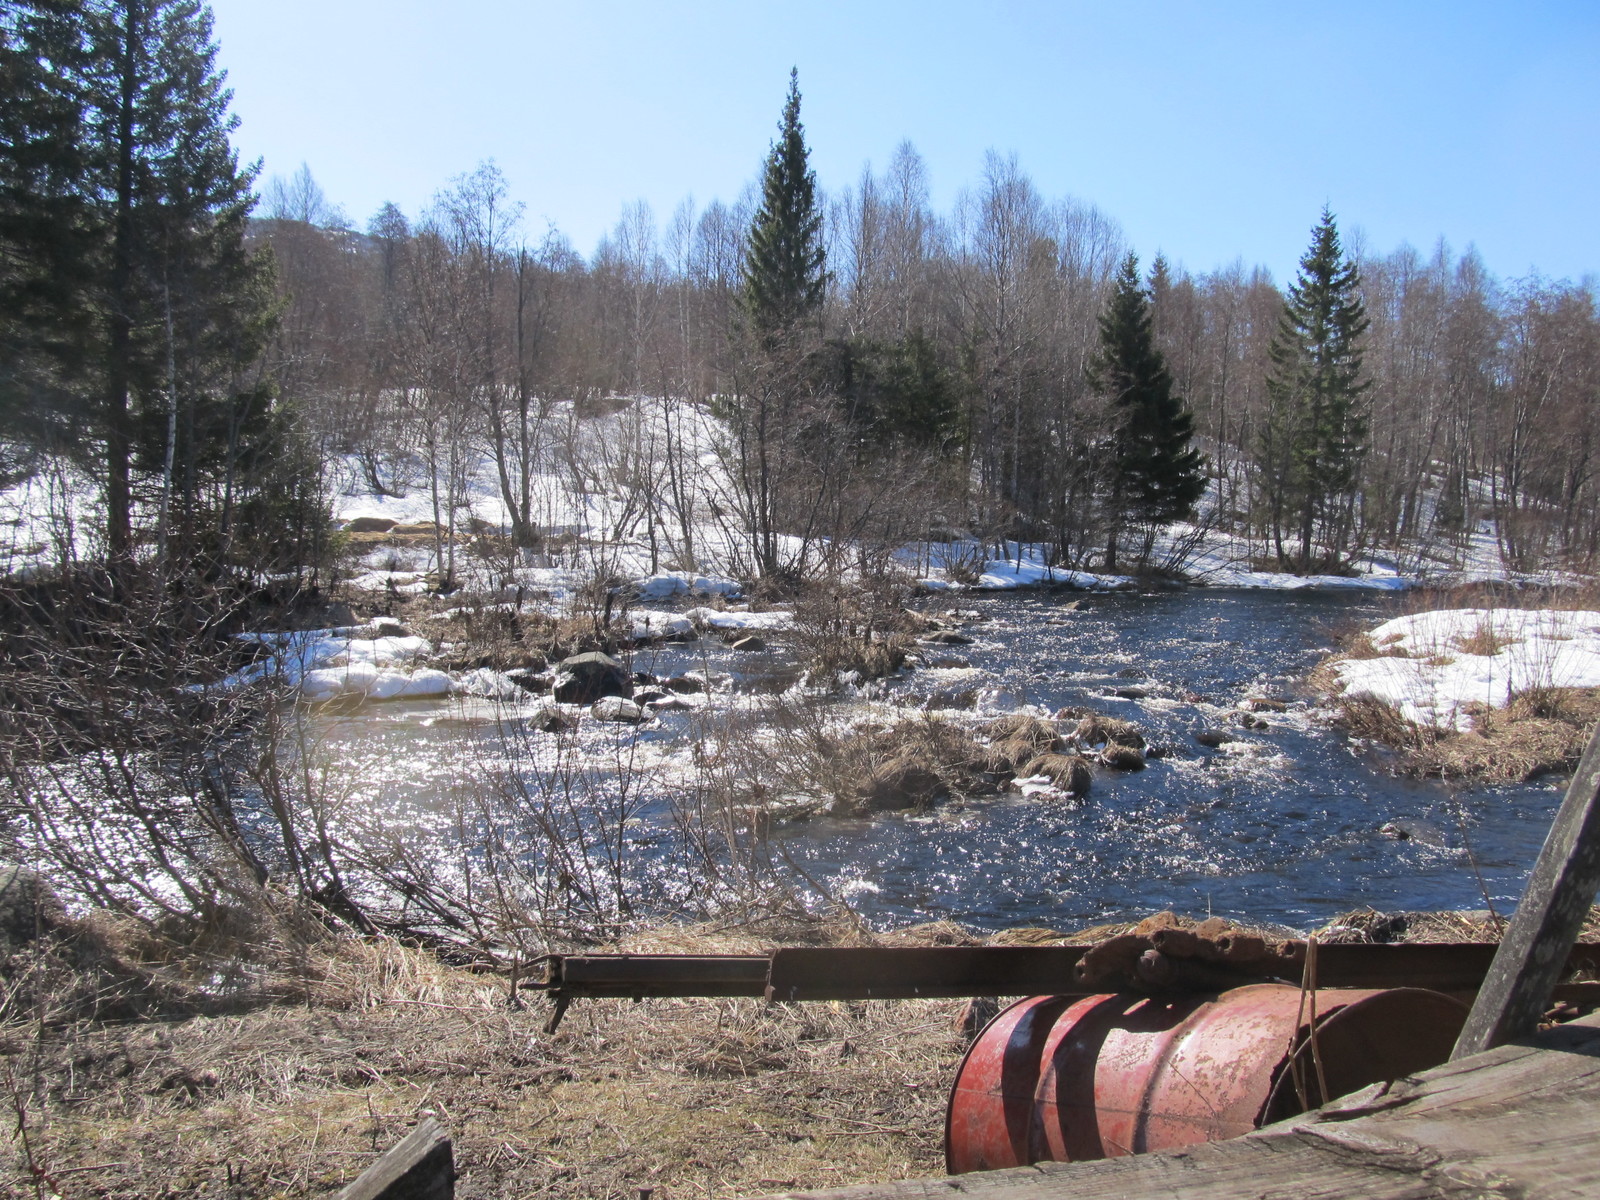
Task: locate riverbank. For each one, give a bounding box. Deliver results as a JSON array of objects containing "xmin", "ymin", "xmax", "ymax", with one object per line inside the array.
[
  {"xmin": 1315, "ymin": 599, "xmax": 1600, "ymax": 782},
  {"xmin": 4, "ymin": 906, "xmax": 1573, "ymax": 1199}
]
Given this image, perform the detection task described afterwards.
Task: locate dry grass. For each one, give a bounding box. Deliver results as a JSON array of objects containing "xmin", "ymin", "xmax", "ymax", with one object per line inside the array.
[
  {"xmin": 1314, "ymin": 593, "xmax": 1600, "ymax": 783},
  {"xmin": 9, "ymin": 904, "xmax": 1597, "ymax": 1198},
  {"xmin": 0, "ymin": 925, "xmax": 972, "ymax": 1199},
  {"xmin": 1327, "ymin": 684, "xmax": 1600, "ymax": 785},
  {"xmin": 1456, "ymin": 617, "xmax": 1514, "ymax": 658}
]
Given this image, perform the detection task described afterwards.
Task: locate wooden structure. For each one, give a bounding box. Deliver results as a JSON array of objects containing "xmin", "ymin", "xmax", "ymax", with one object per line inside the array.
[
  {"xmin": 1454, "ymin": 718, "xmax": 1600, "ymax": 1056},
  {"xmin": 335, "ymin": 1117, "xmax": 453, "ymax": 1200},
  {"xmin": 743, "ymin": 1009, "xmax": 1600, "ymax": 1199}
]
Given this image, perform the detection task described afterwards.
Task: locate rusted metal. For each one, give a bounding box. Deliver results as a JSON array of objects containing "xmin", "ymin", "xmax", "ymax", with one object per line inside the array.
[
  {"xmin": 533, "ymin": 954, "xmax": 771, "ymax": 1000},
  {"xmin": 531, "ymin": 942, "xmax": 1600, "ymax": 1033},
  {"xmin": 765, "ymin": 947, "xmax": 1085, "ymax": 1002},
  {"xmin": 1262, "ymin": 987, "xmax": 1470, "ymax": 1120},
  {"xmin": 944, "ymin": 983, "xmax": 1470, "ymax": 1173}
]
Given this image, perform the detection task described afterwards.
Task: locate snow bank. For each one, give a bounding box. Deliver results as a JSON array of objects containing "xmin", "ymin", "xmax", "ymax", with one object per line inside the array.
[
  {"xmin": 631, "ymin": 572, "xmax": 742, "ymax": 600},
  {"xmin": 687, "ymin": 606, "xmax": 795, "ymax": 631},
  {"xmin": 301, "ymin": 664, "xmax": 452, "ymax": 703},
  {"xmin": 628, "ymin": 610, "xmax": 695, "ymax": 640},
  {"xmin": 973, "ymin": 560, "xmax": 1126, "ymax": 591},
  {"xmin": 1334, "ymin": 607, "xmax": 1600, "ymax": 729},
  {"xmin": 227, "ymin": 624, "xmax": 453, "ymax": 703}
]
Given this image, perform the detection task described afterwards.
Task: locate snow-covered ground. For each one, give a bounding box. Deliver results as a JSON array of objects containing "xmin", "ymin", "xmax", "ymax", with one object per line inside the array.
[
  {"xmin": 228, "ymin": 620, "xmax": 453, "ymax": 702},
  {"xmin": 0, "ymin": 391, "xmax": 1576, "ymax": 600},
  {"xmin": 1332, "ymin": 607, "xmax": 1600, "ymax": 730}
]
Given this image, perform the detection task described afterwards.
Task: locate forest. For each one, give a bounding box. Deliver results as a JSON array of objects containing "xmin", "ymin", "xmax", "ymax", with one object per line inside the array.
[
  {"xmin": 3, "ymin": 5, "xmax": 1599, "ymax": 591},
  {"xmin": 6, "ymin": 6, "xmax": 1600, "ymax": 1195},
  {"xmin": 237, "ymin": 142, "xmax": 1600, "ymax": 583}
]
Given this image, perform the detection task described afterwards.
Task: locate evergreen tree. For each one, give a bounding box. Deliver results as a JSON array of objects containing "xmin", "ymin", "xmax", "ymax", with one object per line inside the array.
[
  {"xmin": 0, "ymin": 0, "xmax": 98, "ymax": 466},
  {"xmin": 1089, "ymin": 252, "xmax": 1206, "ymax": 571},
  {"xmin": 833, "ymin": 330, "xmax": 961, "ymax": 453},
  {"xmin": 0, "ymin": 0, "xmax": 281, "ymax": 560},
  {"xmin": 741, "ymin": 67, "xmax": 825, "ymax": 339},
  {"xmin": 90, "ymin": 0, "xmax": 279, "ymax": 559},
  {"xmin": 1258, "ymin": 208, "xmax": 1370, "ymax": 571},
  {"xmin": 730, "ymin": 69, "xmax": 828, "ymax": 577}
]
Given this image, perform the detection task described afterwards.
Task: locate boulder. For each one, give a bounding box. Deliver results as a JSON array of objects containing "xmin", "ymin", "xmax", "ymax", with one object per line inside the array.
[
  {"xmin": 1240, "ymin": 696, "xmax": 1288, "ymax": 713},
  {"xmin": 1099, "ymin": 742, "xmax": 1146, "ymax": 771},
  {"xmin": 591, "ymin": 696, "xmax": 650, "ymax": 724},
  {"xmin": 527, "ymin": 703, "xmax": 576, "ymax": 734},
  {"xmin": 553, "ymin": 651, "xmax": 632, "ymax": 703},
  {"xmin": 647, "ymin": 694, "xmax": 694, "ymax": 712},
  {"xmin": 1114, "ymin": 686, "xmax": 1149, "ymax": 700},
  {"xmin": 0, "ymin": 867, "xmax": 63, "ymax": 950},
  {"xmin": 344, "ymin": 516, "xmax": 397, "ymax": 533},
  {"xmin": 664, "ymin": 675, "xmax": 705, "ymax": 694},
  {"xmin": 505, "ymin": 668, "xmax": 551, "ymax": 695},
  {"xmin": 1020, "ymin": 753, "xmax": 1092, "ymax": 795}
]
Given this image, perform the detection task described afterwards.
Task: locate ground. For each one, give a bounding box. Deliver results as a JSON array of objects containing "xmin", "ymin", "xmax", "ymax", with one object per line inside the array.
[
  {"xmin": 2, "ymin": 921, "xmax": 970, "ymax": 1200},
  {"xmin": 5, "ymin": 908, "xmax": 1585, "ymax": 1200},
  {"xmin": 1315, "ymin": 595, "xmax": 1600, "ymax": 781}
]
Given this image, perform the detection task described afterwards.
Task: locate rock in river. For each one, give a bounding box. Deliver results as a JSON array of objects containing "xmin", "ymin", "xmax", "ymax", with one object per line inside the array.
[
  {"xmin": 591, "ymin": 696, "xmax": 650, "ymax": 724},
  {"xmin": 553, "ymin": 651, "xmax": 631, "ymax": 703}
]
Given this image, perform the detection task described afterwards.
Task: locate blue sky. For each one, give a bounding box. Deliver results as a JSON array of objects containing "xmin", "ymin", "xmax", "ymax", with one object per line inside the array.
[{"xmin": 206, "ymin": 1, "xmax": 1599, "ymax": 286}]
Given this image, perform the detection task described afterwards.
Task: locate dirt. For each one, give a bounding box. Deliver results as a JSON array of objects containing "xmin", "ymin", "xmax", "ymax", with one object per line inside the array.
[
  {"xmin": 1, "ymin": 925, "xmax": 970, "ymax": 1199},
  {"xmin": 7, "ymin": 907, "xmax": 1596, "ymax": 1199}
]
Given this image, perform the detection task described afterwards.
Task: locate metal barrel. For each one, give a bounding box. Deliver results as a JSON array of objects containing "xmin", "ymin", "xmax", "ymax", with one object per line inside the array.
[{"xmin": 945, "ymin": 984, "xmax": 1469, "ymax": 1174}]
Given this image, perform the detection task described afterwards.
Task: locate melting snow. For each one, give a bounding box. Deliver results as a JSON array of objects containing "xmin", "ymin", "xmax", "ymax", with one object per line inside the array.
[{"xmin": 1334, "ymin": 607, "xmax": 1600, "ymax": 729}]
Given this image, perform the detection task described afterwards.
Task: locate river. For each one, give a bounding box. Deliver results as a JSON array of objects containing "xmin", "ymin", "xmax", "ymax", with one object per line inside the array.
[{"xmin": 306, "ymin": 588, "xmax": 1563, "ymax": 933}]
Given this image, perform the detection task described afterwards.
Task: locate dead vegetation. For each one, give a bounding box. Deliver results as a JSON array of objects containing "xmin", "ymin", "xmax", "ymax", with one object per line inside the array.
[
  {"xmin": 0, "ymin": 920, "xmax": 966, "ymax": 1199},
  {"xmin": 1314, "ymin": 589, "xmax": 1600, "ymax": 783},
  {"xmin": 12, "ymin": 903, "xmax": 1586, "ymax": 1199},
  {"xmin": 1329, "ymin": 684, "xmax": 1600, "ymax": 784}
]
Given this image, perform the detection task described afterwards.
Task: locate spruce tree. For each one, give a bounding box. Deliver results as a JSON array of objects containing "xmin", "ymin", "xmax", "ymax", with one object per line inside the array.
[
  {"xmin": 1259, "ymin": 208, "xmax": 1370, "ymax": 571},
  {"xmin": 0, "ymin": 0, "xmax": 99, "ymax": 464},
  {"xmin": 741, "ymin": 67, "xmax": 825, "ymax": 340},
  {"xmin": 1089, "ymin": 252, "xmax": 1206, "ymax": 571},
  {"xmin": 0, "ymin": 0, "xmax": 280, "ymax": 559},
  {"xmin": 732, "ymin": 69, "xmax": 827, "ymax": 577}
]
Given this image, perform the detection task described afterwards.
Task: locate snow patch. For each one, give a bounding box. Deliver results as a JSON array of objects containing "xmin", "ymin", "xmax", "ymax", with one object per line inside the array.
[{"xmin": 1334, "ymin": 607, "xmax": 1600, "ymax": 730}]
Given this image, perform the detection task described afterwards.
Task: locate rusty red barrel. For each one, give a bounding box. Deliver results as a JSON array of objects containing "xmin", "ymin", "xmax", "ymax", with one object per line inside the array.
[{"xmin": 945, "ymin": 984, "xmax": 1467, "ymax": 1173}]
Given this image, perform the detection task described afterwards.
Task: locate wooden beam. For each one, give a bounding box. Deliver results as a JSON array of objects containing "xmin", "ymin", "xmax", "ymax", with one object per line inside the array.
[
  {"xmin": 336, "ymin": 1117, "xmax": 453, "ymax": 1200},
  {"xmin": 1452, "ymin": 718, "xmax": 1600, "ymax": 1058}
]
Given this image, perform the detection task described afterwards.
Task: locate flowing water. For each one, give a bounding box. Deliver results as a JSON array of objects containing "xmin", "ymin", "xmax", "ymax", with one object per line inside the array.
[{"xmin": 308, "ymin": 588, "xmax": 1564, "ymax": 933}]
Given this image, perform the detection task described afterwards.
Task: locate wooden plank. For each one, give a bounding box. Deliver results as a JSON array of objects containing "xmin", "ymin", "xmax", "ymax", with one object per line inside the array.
[
  {"xmin": 336, "ymin": 1117, "xmax": 453, "ymax": 1200},
  {"xmin": 739, "ymin": 1012, "xmax": 1600, "ymax": 1200},
  {"xmin": 1452, "ymin": 718, "xmax": 1600, "ymax": 1058}
]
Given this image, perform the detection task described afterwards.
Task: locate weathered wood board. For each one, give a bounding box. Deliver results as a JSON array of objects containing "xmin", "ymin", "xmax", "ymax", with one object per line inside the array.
[
  {"xmin": 744, "ymin": 1011, "xmax": 1600, "ymax": 1200},
  {"xmin": 335, "ymin": 1116, "xmax": 453, "ymax": 1200}
]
